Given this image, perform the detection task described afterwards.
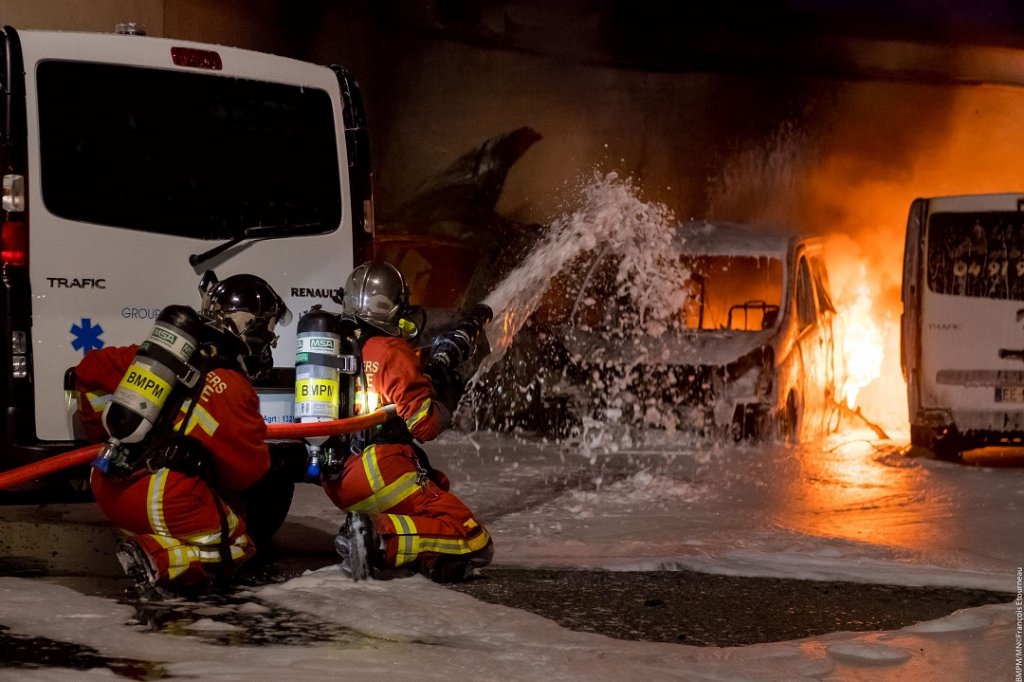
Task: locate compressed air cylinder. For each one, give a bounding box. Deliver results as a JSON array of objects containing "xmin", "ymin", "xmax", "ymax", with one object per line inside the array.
[
  {"xmin": 101, "ymin": 304, "xmax": 203, "ymax": 445},
  {"xmin": 295, "ymin": 307, "xmax": 345, "ymax": 478},
  {"xmin": 295, "ymin": 307, "xmax": 343, "ymax": 423}
]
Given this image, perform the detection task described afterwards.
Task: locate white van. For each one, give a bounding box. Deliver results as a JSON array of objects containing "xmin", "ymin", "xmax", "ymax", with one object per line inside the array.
[
  {"xmin": 902, "ymin": 193, "xmax": 1024, "ymax": 460},
  {"xmin": 0, "ymin": 26, "xmax": 373, "ymax": 491}
]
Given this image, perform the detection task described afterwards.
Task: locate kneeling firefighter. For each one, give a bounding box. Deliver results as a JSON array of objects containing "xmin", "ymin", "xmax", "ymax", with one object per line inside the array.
[
  {"xmin": 310, "ymin": 260, "xmax": 494, "ymax": 583},
  {"xmin": 75, "ymin": 272, "xmax": 291, "ymax": 598}
]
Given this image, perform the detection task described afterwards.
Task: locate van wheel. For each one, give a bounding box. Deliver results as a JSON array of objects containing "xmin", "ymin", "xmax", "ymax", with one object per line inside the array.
[
  {"xmin": 910, "ymin": 424, "xmax": 933, "ymax": 448},
  {"xmin": 241, "ymin": 472, "xmax": 295, "ymax": 547},
  {"xmin": 932, "ymin": 435, "xmax": 965, "ymax": 464},
  {"xmin": 240, "ymin": 447, "xmax": 299, "ymax": 547}
]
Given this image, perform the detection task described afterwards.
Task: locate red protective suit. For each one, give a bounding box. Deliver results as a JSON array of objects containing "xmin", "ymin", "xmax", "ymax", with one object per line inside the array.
[
  {"xmin": 321, "ymin": 334, "xmax": 492, "ymax": 577},
  {"xmin": 76, "ymin": 344, "xmax": 270, "ymax": 590}
]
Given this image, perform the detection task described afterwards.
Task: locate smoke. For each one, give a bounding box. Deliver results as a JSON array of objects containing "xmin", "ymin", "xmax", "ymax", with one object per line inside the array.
[
  {"xmin": 701, "ymin": 74, "xmax": 1024, "ymax": 432},
  {"xmin": 653, "ymin": 64, "xmax": 1024, "ymax": 434},
  {"xmin": 707, "ymin": 76, "xmax": 1024, "ymax": 309}
]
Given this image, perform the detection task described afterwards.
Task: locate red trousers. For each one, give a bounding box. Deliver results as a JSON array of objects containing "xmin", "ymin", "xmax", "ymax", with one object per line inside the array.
[
  {"xmin": 90, "ymin": 468, "xmax": 255, "ymax": 589},
  {"xmin": 322, "ymin": 443, "xmax": 491, "ymax": 571}
]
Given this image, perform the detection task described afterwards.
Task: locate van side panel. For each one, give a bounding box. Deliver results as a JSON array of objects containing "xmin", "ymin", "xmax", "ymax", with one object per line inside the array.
[
  {"xmin": 332, "ymin": 66, "xmax": 374, "ymax": 260},
  {"xmin": 901, "ymin": 198, "xmax": 925, "ymax": 438}
]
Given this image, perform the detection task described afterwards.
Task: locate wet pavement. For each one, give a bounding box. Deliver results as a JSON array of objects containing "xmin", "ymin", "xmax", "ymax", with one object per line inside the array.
[
  {"xmin": 0, "ymin": 523, "xmax": 1014, "ymax": 674},
  {"xmin": 448, "ymin": 567, "xmax": 1015, "ymax": 647},
  {"xmin": 1, "ymin": 433, "xmax": 1022, "ymax": 675},
  {"xmin": 0, "ymin": 625, "xmax": 168, "ymax": 680}
]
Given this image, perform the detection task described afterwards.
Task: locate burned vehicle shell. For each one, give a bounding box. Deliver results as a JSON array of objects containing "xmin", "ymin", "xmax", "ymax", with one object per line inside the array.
[{"xmin": 479, "ymin": 220, "xmax": 840, "ymax": 443}]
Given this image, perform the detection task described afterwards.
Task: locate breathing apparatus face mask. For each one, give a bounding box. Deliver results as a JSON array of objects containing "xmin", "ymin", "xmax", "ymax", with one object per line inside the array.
[
  {"xmin": 398, "ymin": 305, "xmax": 425, "ymax": 341},
  {"xmin": 219, "ymin": 311, "xmax": 280, "ymax": 379}
]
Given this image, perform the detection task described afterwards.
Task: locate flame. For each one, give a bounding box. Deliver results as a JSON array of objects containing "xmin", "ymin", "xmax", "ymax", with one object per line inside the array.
[{"xmin": 835, "ymin": 268, "xmax": 885, "ymax": 409}]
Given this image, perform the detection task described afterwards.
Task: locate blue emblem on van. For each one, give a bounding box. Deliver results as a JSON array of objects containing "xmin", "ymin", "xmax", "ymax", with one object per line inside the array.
[{"xmin": 71, "ymin": 318, "xmax": 105, "ymax": 353}]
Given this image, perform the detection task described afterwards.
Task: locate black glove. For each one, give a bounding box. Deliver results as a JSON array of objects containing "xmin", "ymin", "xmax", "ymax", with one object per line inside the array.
[
  {"xmin": 425, "ymin": 360, "xmax": 466, "ymax": 414},
  {"xmin": 430, "ymin": 329, "xmax": 474, "ymax": 370},
  {"xmin": 429, "ymin": 304, "xmax": 493, "ymax": 372}
]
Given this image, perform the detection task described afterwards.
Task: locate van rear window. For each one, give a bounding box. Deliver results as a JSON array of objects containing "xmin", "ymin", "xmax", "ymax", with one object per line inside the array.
[
  {"xmin": 36, "ymin": 60, "xmax": 341, "ymax": 239},
  {"xmin": 927, "ymin": 212, "xmax": 1024, "ymax": 300}
]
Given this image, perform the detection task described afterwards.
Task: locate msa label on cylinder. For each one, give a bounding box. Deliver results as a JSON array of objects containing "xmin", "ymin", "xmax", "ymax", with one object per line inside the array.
[
  {"xmin": 297, "ymin": 335, "xmax": 338, "ymax": 355},
  {"xmin": 149, "ymin": 322, "xmax": 196, "ymax": 359}
]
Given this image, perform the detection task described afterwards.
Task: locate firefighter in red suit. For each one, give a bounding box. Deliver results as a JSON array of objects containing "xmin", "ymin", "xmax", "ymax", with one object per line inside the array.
[
  {"xmin": 325, "ymin": 261, "xmax": 493, "ymax": 583},
  {"xmin": 76, "ymin": 273, "xmax": 290, "ymax": 598}
]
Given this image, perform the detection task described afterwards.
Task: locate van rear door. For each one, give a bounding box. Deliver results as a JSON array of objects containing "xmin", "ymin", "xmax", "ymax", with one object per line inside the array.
[
  {"xmin": 918, "ymin": 193, "xmax": 1024, "ymax": 435},
  {"xmin": 16, "ymin": 30, "xmax": 365, "ymax": 444}
]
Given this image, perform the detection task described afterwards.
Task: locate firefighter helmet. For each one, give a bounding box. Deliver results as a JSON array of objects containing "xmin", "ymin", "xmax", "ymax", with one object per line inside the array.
[
  {"xmin": 199, "ymin": 272, "xmax": 292, "ymax": 379},
  {"xmin": 342, "ymin": 261, "xmax": 409, "ymax": 336}
]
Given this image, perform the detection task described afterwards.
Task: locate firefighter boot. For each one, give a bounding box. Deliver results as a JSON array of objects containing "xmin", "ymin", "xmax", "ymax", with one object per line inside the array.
[
  {"xmin": 335, "ymin": 512, "xmax": 383, "ymax": 581},
  {"xmin": 116, "ymin": 539, "xmax": 174, "ymax": 600}
]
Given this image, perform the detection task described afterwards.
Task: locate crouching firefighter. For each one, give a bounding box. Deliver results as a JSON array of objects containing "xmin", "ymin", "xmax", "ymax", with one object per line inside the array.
[
  {"xmin": 75, "ymin": 272, "xmax": 291, "ymax": 599},
  {"xmin": 313, "ymin": 260, "xmax": 494, "ymax": 583}
]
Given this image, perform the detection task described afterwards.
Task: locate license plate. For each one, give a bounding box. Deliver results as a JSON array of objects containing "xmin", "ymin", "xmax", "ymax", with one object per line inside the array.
[{"xmin": 996, "ymin": 386, "xmax": 1024, "ymax": 403}]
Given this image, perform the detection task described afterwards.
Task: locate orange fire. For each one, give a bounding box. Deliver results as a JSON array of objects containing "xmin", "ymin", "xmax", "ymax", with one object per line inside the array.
[
  {"xmin": 836, "ymin": 270, "xmax": 885, "ymax": 409},
  {"xmin": 825, "ymin": 242, "xmax": 909, "ymax": 438}
]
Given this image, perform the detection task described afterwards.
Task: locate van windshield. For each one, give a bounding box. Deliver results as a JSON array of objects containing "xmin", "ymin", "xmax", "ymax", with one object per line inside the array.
[
  {"xmin": 927, "ymin": 211, "xmax": 1024, "ymax": 301},
  {"xmin": 36, "ymin": 60, "xmax": 341, "ymax": 239}
]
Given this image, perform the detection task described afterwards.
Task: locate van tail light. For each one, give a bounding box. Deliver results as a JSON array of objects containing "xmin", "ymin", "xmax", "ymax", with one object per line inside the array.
[{"xmin": 2, "ymin": 219, "xmax": 27, "ymax": 266}]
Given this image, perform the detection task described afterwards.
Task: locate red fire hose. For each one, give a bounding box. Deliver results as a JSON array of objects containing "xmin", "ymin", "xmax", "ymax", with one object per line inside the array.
[{"xmin": 0, "ymin": 410, "xmax": 390, "ymax": 491}]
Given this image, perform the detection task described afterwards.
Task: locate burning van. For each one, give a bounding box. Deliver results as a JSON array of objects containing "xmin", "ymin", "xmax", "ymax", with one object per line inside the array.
[{"xmin": 475, "ymin": 220, "xmax": 841, "ymax": 443}]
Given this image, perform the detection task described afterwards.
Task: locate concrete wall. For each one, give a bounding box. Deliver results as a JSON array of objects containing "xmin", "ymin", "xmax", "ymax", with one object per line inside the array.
[
  {"xmin": 10, "ymin": 1, "xmax": 1024, "ymax": 308},
  {"xmin": 0, "ymin": 2, "xmax": 790, "ymax": 226},
  {"xmin": 2, "ymin": 0, "xmax": 165, "ymax": 35}
]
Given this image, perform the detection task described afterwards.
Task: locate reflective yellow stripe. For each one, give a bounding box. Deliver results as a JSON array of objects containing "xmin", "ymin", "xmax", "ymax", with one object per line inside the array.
[
  {"xmin": 355, "ymin": 389, "xmax": 381, "ymax": 414},
  {"xmin": 186, "ymin": 507, "xmax": 241, "ymax": 547},
  {"xmin": 135, "ymin": 507, "xmax": 251, "ymax": 581},
  {"xmin": 177, "ymin": 400, "xmax": 219, "ymax": 437},
  {"xmin": 360, "ymin": 445, "xmax": 386, "ymax": 491},
  {"xmin": 467, "ymin": 528, "xmax": 490, "ymax": 552},
  {"xmin": 188, "ymin": 530, "xmax": 222, "ymax": 546},
  {"xmin": 231, "ymin": 535, "xmax": 251, "ymax": 560},
  {"xmin": 85, "ymin": 390, "xmax": 110, "ymax": 413},
  {"xmin": 146, "ymin": 533, "xmax": 192, "ymax": 580},
  {"xmin": 382, "ymin": 515, "xmax": 490, "ymax": 564},
  {"xmin": 347, "ymin": 471, "xmax": 420, "ymax": 514},
  {"xmin": 405, "ymin": 398, "xmax": 432, "ymax": 431},
  {"xmin": 167, "ymin": 545, "xmax": 193, "ymax": 579},
  {"xmin": 149, "ymin": 534, "xmax": 177, "ymax": 550},
  {"xmin": 146, "ymin": 469, "xmax": 170, "ymax": 536},
  {"xmin": 417, "ymin": 527, "xmax": 491, "ymax": 556},
  {"xmin": 195, "ymin": 538, "xmax": 249, "ymax": 564},
  {"xmin": 388, "ymin": 514, "xmax": 419, "ymax": 567},
  {"xmin": 196, "ymin": 548, "xmax": 223, "ymax": 562}
]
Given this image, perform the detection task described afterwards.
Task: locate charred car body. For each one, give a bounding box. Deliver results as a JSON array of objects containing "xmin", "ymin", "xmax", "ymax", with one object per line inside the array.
[{"xmin": 477, "ymin": 220, "xmax": 840, "ymax": 443}]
